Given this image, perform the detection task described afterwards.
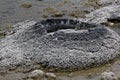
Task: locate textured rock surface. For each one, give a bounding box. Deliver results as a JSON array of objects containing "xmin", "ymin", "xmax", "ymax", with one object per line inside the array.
[
  {"xmin": 99, "ymin": 0, "xmax": 120, "ymax": 5},
  {"xmin": 0, "ymin": 19, "xmax": 120, "ymax": 71},
  {"xmin": 81, "ymin": 5, "xmax": 120, "ymax": 24}
]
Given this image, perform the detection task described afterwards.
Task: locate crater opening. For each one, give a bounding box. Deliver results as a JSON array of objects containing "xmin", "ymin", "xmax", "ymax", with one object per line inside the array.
[{"xmin": 40, "ymin": 19, "xmax": 79, "ymax": 33}]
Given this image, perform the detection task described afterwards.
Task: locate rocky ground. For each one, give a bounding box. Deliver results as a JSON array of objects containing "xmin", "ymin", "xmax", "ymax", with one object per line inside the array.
[{"xmin": 0, "ymin": 0, "xmax": 120, "ymax": 80}]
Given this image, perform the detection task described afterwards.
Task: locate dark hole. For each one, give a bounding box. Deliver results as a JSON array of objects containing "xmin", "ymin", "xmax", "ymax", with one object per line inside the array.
[
  {"xmin": 76, "ymin": 22, "xmax": 97, "ymax": 30},
  {"xmin": 46, "ymin": 25, "xmax": 76, "ymax": 33},
  {"xmin": 40, "ymin": 19, "xmax": 79, "ymax": 33},
  {"xmin": 107, "ymin": 17, "xmax": 120, "ymax": 23}
]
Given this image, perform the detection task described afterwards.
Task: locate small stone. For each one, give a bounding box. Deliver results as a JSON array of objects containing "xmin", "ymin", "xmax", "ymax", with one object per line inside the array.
[
  {"xmin": 28, "ymin": 70, "xmax": 45, "ymax": 78},
  {"xmin": 108, "ymin": 22, "xmax": 114, "ymax": 26},
  {"xmin": 42, "ymin": 14, "xmax": 48, "ymax": 18},
  {"xmin": 0, "ymin": 31, "xmax": 6, "ymax": 35},
  {"xmin": 45, "ymin": 73, "xmax": 56, "ymax": 79},
  {"xmin": 21, "ymin": 3, "xmax": 32, "ymax": 8},
  {"xmin": 100, "ymin": 72, "xmax": 118, "ymax": 80},
  {"xmin": 101, "ymin": 22, "xmax": 114, "ymax": 26},
  {"xmin": 87, "ymin": 73, "xmax": 93, "ymax": 79},
  {"xmin": 0, "ymin": 31, "xmax": 6, "ymax": 38},
  {"xmin": 68, "ymin": 73, "xmax": 73, "ymax": 77},
  {"xmin": 51, "ymin": 13, "xmax": 64, "ymax": 17},
  {"xmin": 117, "ymin": 62, "xmax": 120, "ymax": 65}
]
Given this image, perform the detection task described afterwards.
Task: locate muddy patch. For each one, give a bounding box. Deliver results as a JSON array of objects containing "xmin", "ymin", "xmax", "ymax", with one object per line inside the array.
[{"xmin": 0, "ymin": 58, "xmax": 120, "ymax": 80}]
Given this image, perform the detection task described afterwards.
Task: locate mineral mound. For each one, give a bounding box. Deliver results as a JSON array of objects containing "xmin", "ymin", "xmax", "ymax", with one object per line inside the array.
[
  {"xmin": 0, "ymin": 19, "xmax": 120, "ymax": 71},
  {"xmin": 81, "ymin": 5, "xmax": 120, "ymax": 24}
]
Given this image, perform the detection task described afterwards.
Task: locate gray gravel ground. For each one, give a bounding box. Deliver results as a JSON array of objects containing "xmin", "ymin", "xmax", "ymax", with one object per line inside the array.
[{"xmin": 0, "ymin": 0, "xmax": 88, "ymax": 30}]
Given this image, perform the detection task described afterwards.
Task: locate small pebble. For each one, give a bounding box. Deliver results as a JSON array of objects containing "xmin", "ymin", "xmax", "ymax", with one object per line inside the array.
[
  {"xmin": 117, "ymin": 62, "xmax": 120, "ymax": 65},
  {"xmin": 45, "ymin": 73, "xmax": 56, "ymax": 79},
  {"xmin": 28, "ymin": 70, "xmax": 45, "ymax": 78},
  {"xmin": 108, "ymin": 22, "xmax": 114, "ymax": 26},
  {"xmin": 68, "ymin": 73, "xmax": 73, "ymax": 77},
  {"xmin": 87, "ymin": 73, "xmax": 93, "ymax": 79},
  {"xmin": 21, "ymin": 3, "xmax": 32, "ymax": 8},
  {"xmin": 51, "ymin": 13, "xmax": 64, "ymax": 17},
  {"xmin": 100, "ymin": 72, "xmax": 118, "ymax": 80}
]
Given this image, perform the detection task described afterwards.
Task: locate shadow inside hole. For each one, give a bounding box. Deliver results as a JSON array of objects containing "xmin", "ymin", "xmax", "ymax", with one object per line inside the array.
[
  {"xmin": 40, "ymin": 19, "xmax": 79, "ymax": 33},
  {"xmin": 33, "ymin": 19, "xmax": 102, "ymax": 35},
  {"xmin": 107, "ymin": 17, "xmax": 120, "ymax": 23}
]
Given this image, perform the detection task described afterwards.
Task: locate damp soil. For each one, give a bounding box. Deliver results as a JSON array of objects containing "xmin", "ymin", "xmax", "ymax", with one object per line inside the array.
[
  {"xmin": 0, "ymin": 0, "xmax": 120, "ymax": 80},
  {"xmin": 0, "ymin": 58, "xmax": 120, "ymax": 80}
]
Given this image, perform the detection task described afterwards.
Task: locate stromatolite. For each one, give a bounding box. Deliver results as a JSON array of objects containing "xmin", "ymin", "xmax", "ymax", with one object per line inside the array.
[
  {"xmin": 80, "ymin": 5, "xmax": 120, "ymax": 24},
  {"xmin": 0, "ymin": 19, "xmax": 120, "ymax": 71}
]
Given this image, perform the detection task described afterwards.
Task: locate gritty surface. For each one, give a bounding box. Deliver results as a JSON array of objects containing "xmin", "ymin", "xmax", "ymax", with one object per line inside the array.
[
  {"xmin": 0, "ymin": 0, "xmax": 120, "ymax": 80},
  {"xmin": 0, "ymin": 19, "xmax": 120, "ymax": 72},
  {"xmin": 80, "ymin": 5, "xmax": 120, "ymax": 24}
]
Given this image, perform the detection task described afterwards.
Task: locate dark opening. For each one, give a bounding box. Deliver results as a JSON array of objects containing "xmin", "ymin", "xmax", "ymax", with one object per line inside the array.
[
  {"xmin": 40, "ymin": 19, "xmax": 79, "ymax": 33},
  {"xmin": 107, "ymin": 17, "xmax": 120, "ymax": 23}
]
